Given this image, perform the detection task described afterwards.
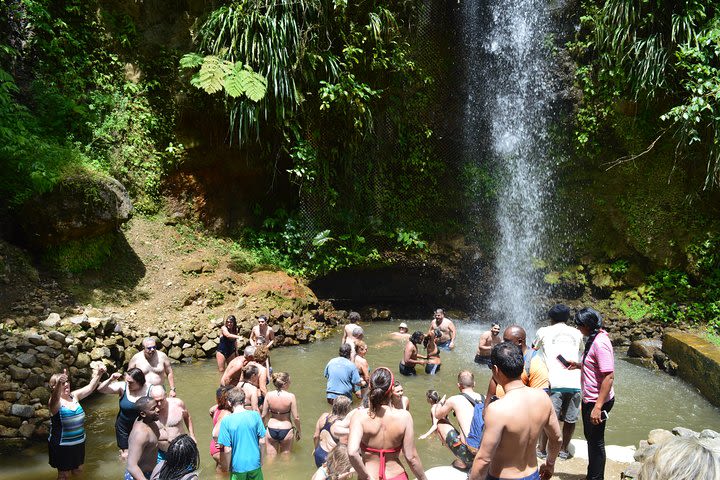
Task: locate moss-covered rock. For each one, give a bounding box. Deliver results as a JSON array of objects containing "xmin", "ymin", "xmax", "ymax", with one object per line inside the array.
[{"xmin": 662, "ymin": 331, "xmax": 720, "ymax": 407}]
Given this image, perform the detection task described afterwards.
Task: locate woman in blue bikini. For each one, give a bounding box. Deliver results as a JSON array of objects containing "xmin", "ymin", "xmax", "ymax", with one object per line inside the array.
[{"xmin": 262, "ymin": 371, "xmax": 301, "ymax": 456}]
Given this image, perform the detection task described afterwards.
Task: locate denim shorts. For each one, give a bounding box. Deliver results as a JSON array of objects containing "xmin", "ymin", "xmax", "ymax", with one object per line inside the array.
[{"xmin": 550, "ymin": 390, "xmax": 581, "ymax": 423}]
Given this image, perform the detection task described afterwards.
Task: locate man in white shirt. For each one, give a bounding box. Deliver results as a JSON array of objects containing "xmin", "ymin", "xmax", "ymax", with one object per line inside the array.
[{"xmin": 533, "ymin": 304, "xmax": 582, "ymax": 459}]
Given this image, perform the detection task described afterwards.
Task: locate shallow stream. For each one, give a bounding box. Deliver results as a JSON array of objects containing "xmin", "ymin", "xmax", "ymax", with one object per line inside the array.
[{"xmin": 2, "ymin": 320, "xmax": 719, "ymax": 479}]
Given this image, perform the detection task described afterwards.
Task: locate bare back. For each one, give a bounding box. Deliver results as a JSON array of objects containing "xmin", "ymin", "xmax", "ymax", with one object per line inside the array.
[
  {"xmin": 353, "ymin": 407, "xmax": 410, "ymax": 479},
  {"xmin": 480, "ymin": 386, "xmax": 558, "ymax": 478}
]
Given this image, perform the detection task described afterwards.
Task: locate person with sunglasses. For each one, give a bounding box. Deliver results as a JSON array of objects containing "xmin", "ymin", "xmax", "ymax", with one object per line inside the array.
[{"xmin": 129, "ymin": 337, "xmax": 177, "ymax": 397}]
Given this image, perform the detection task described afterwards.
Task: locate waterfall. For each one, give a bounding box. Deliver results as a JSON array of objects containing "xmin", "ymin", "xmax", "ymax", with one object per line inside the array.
[{"xmin": 461, "ymin": 0, "xmax": 555, "ymax": 333}]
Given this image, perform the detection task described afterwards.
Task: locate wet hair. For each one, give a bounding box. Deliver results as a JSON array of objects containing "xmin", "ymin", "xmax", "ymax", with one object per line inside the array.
[
  {"xmin": 355, "ymin": 340, "xmax": 367, "ymax": 352},
  {"xmin": 352, "ymin": 326, "xmax": 364, "ymax": 337},
  {"xmin": 339, "ymin": 343, "xmax": 352, "ymax": 359},
  {"xmin": 348, "ymin": 311, "xmax": 361, "ymax": 323},
  {"xmin": 126, "ymin": 367, "xmax": 146, "ymax": 386},
  {"xmin": 135, "ymin": 396, "xmax": 155, "ymax": 414},
  {"xmin": 331, "ymin": 396, "xmax": 352, "ymax": 417},
  {"xmin": 548, "ymin": 304, "xmax": 570, "ymax": 324},
  {"xmin": 258, "ymin": 315, "xmax": 268, "ymax": 322},
  {"xmin": 244, "ymin": 345, "xmax": 256, "ymax": 358},
  {"xmin": 225, "ymin": 315, "xmax": 238, "ymax": 333},
  {"xmin": 155, "ymin": 434, "xmax": 200, "ymax": 480},
  {"xmin": 215, "ymin": 386, "xmax": 233, "ymax": 410},
  {"xmin": 326, "ymin": 444, "xmax": 353, "ymax": 480},
  {"xmin": 426, "ymin": 390, "xmax": 440, "ymax": 404},
  {"xmin": 457, "ymin": 370, "xmax": 475, "ymax": 388},
  {"xmin": 272, "ymin": 371, "xmax": 290, "ymax": 389},
  {"xmin": 491, "ymin": 322, "xmax": 501, "ymax": 329},
  {"xmin": 410, "ymin": 331, "xmax": 425, "ymax": 345},
  {"xmin": 491, "ymin": 342, "xmax": 524, "ymax": 379},
  {"xmin": 435, "ymin": 308, "xmax": 444, "ymax": 315},
  {"xmin": 226, "ymin": 388, "xmax": 246, "ymax": 407},
  {"xmin": 575, "ymin": 307, "xmax": 603, "ymax": 331},
  {"xmin": 368, "ymin": 367, "xmax": 393, "ymax": 414},
  {"xmin": 638, "ymin": 436, "xmax": 720, "ymax": 480},
  {"xmin": 241, "ymin": 364, "xmax": 259, "ymax": 381},
  {"xmin": 254, "ymin": 345, "xmax": 269, "ymax": 363}
]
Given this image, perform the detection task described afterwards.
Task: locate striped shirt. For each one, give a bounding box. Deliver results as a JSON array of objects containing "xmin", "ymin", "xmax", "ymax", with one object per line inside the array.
[{"xmin": 49, "ymin": 401, "xmax": 86, "ymax": 446}]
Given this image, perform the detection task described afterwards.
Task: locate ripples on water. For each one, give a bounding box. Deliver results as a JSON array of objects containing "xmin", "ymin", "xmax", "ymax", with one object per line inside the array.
[{"xmin": 3, "ymin": 320, "xmax": 719, "ymax": 479}]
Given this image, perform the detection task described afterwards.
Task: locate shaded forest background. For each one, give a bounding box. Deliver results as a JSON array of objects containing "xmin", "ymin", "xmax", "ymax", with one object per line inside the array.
[{"xmin": 0, "ymin": 0, "xmax": 718, "ymax": 334}]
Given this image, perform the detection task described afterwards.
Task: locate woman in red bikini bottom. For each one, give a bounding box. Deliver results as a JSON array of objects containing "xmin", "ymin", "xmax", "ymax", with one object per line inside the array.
[{"xmin": 347, "ymin": 367, "xmax": 428, "ymax": 480}]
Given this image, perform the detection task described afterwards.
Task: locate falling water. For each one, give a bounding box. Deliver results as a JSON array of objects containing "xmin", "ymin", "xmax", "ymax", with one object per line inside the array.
[{"xmin": 461, "ymin": 0, "xmax": 555, "ymax": 332}]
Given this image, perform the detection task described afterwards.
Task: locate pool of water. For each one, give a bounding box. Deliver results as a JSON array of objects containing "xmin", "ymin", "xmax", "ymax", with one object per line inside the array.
[{"xmin": 2, "ymin": 319, "xmax": 719, "ymax": 479}]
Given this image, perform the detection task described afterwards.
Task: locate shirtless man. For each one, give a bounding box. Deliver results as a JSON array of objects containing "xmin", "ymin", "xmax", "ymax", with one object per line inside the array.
[
  {"xmin": 250, "ymin": 315, "xmax": 274, "ymax": 348},
  {"xmin": 149, "ymin": 385, "xmax": 195, "ymax": 460},
  {"xmin": 341, "ymin": 311, "xmax": 362, "ymax": 345},
  {"xmin": 469, "ymin": 342, "xmax": 561, "ymax": 480},
  {"xmin": 399, "ymin": 331, "xmax": 427, "ymax": 376},
  {"xmin": 354, "ymin": 340, "xmax": 370, "ymax": 395},
  {"xmin": 220, "ymin": 352, "xmax": 246, "ymax": 387},
  {"xmin": 125, "ymin": 396, "xmax": 160, "ymax": 480},
  {"xmin": 433, "ymin": 370, "xmax": 485, "ymax": 470},
  {"xmin": 475, "ymin": 323, "xmax": 502, "ymax": 367},
  {"xmin": 129, "ymin": 338, "xmax": 176, "ymax": 397},
  {"xmin": 429, "ymin": 309, "xmax": 456, "ymax": 350},
  {"xmin": 391, "ymin": 322, "xmax": 411, "ymax": 342}
]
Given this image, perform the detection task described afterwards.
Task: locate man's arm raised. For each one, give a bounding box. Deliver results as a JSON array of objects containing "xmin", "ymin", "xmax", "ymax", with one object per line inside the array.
[{"xmin": 469, "ymin": 404, "xmax": 503, "ymax": 480}]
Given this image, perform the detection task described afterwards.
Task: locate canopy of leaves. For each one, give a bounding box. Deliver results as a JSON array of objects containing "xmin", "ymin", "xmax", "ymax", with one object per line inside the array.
[{"xmin": 578, "ymin": 0, "xmax": 720, "ymax": 187}]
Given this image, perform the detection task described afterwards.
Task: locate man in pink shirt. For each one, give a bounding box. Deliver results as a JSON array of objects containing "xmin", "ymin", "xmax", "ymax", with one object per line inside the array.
[{"xmin": 569, "ymin": 307, "xmax": 615, "ymax": 480}]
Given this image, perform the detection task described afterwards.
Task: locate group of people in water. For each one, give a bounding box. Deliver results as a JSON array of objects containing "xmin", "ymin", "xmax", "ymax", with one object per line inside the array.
[{"xmin": 46, "ymin": 308, "xmax": 719, "ymax": 480}]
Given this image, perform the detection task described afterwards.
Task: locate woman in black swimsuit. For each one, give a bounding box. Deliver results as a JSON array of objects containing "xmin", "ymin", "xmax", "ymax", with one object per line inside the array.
[
  {"xmin": 261, "ymin": 371, "xmax": 301, "ymax": 456},
  {"xmin": 216, "ymin": 315, "xmax": 241, "ymax": 373}
]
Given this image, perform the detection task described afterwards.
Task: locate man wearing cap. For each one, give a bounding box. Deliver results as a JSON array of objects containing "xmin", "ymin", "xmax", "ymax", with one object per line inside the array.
[
  {"xmin": 533, "ymin": 304, "xmax": 583, "ymax": 459},
  {"xmin": 391, "ymin": 322, "xmax": 411, "ymax": 341}
]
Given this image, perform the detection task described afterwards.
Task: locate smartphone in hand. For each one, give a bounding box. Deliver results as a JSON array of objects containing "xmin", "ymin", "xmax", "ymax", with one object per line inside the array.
[
  {"xmin": 600, "ymin": 410, "xmax": 609, "ymax": 422},
  {"xmin": 556, "ymin": 354, "xmax": 571, "ymax": 367}
]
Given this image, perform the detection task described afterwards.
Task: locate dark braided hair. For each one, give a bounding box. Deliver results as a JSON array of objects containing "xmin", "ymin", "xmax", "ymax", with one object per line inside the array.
[
  {"xmin": 575, "ymin": 307, "xmax": 604, "ymax": 360},
  {"xmin": 156, "ymin": 434, "xmax": 199, "ymax": 480},
  {"xmin": 368, "ymin": 367, "xmax": 394, "ymax": 415}
]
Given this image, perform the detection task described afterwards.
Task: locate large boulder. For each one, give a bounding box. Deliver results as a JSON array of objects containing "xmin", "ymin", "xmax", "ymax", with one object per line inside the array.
[{"xmin": 17, "ymin": 174, "xmax": 132, "ymax": 248}]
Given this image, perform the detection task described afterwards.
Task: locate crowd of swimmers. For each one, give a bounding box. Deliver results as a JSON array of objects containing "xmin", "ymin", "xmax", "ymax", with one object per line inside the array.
[{"xmin": 46, "ymin": 308, "xmax": 720, "ymax": 480}]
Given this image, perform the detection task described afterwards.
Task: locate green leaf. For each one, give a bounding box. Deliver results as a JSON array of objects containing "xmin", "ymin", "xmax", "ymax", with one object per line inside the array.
[
  {"xmin": 239, "ymin": 67, "xmax": 268, "ymax": 102},
  {"xmin": 224, "ymin": 63, "xmax": 245, "ymax": 98},
  {"xmin": 195, "ymin": 56, "xmax": 231, "ymax": 94},
  {"xmin": 179, "ymin": 53, "xmax": 204, "ymax": 69}
]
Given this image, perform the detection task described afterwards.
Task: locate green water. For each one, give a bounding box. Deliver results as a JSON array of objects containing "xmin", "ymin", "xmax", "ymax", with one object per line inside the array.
[{"xmin": 2, "ymin": 319, "xmax": 719, "ymax": 479}]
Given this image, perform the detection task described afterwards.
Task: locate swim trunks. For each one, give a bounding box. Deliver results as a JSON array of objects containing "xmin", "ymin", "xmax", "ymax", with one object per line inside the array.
[
  {"xmin": 230, "ymin": 467, "xmax": 264, "ymax": 480},
  {"xmin": 437, "ymin": 340, "xmax": 452, "ymax": 351},
  {"xmin": 125, "ymin": 469, "xmax": 152, "ymax": 480},
  {"xmin": 425, "ymin": 363, "xmax": 441, "ymax": 375},
  {"xmin": 398, "ymin": 363, "xmax": 416, "ymax": 376},
  {"xmin": 445, "ymin": 429, "xmax": 476, "ymax": 465},
  {"xmin": 474, "ymin": 353, "xmax": 491, "ymax": 367},
  {"xmin": 488, "ymin": 469, "xmax": 540, "ymax": 480}
]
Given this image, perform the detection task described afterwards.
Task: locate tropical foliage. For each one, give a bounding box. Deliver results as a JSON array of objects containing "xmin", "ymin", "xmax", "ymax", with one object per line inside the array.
[{"xmin": 573, "ymin": 0, "xmax": 720, "ymax": 187}]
